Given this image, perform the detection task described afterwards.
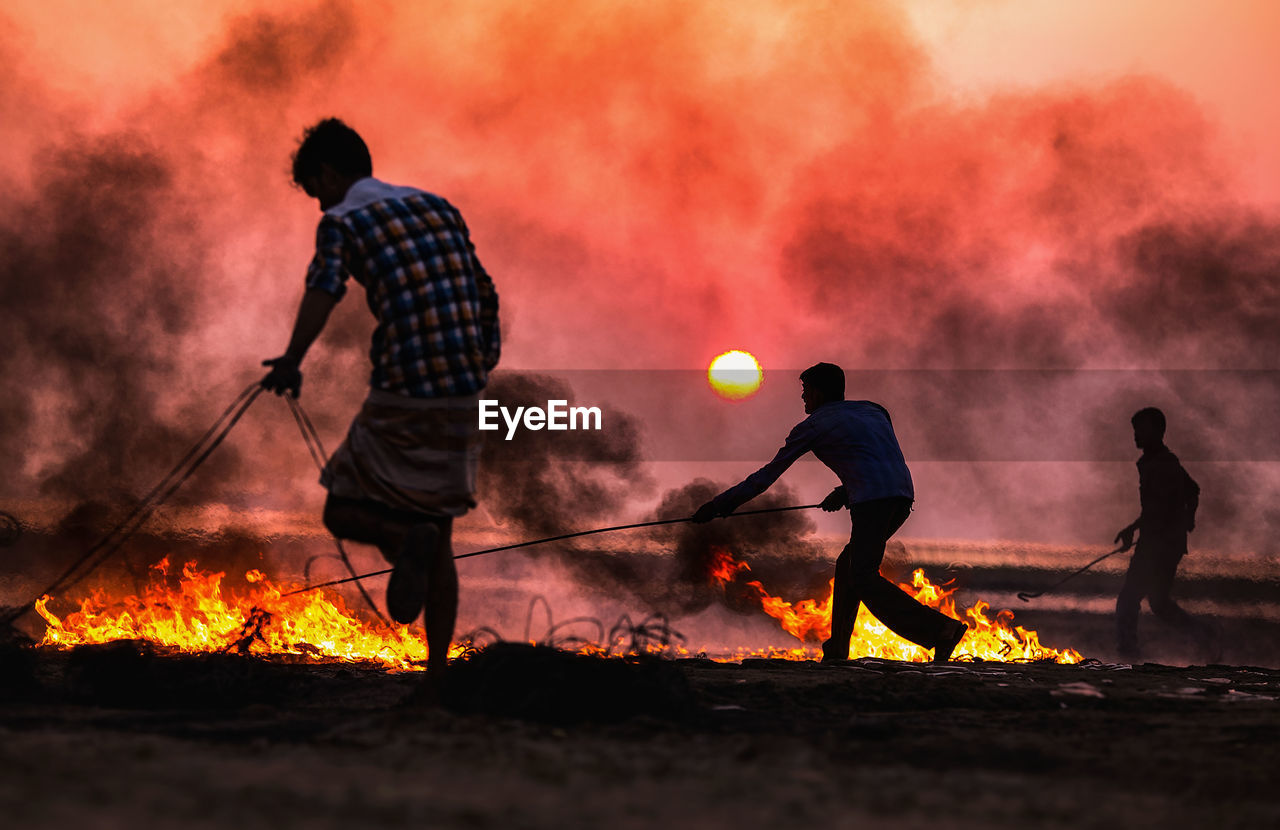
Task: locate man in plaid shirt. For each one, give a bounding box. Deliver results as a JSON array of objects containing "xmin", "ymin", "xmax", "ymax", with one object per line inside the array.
[{"xmin": 262, "ymin": 118, "xmax": 499, "ymax": 682}]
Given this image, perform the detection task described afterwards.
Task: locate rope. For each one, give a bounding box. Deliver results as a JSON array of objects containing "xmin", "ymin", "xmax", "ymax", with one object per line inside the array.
[
  {"xmin": 284, "ymin": 395, "xmax": 388, "ymax": 625},
  {"xmin": 3, "ymin": 383, "xmax": 264, "ymax": 625},
  {"xmin": 1016, "ymin": 544, "xmax": 1130, "ymax": 602},
  {"xmin": 5, "ymin": 380, "xmax": 389, "ymax": 629},
  {"xmin": 453, "ymin": 595, "xmax": 684, "ymax": 657},
  {"xmin": 5, "ymin": 375, "xmax": 821, "ymax": 636},
  {"xmin": 282, "ymin": 503, "xmax": 824, "ymax": 598}
]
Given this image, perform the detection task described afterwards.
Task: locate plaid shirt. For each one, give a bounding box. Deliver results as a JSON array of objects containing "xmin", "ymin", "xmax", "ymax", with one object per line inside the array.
[{"xmin": 305, "ymin": 177, "xmax": 500, "ymax": 398}]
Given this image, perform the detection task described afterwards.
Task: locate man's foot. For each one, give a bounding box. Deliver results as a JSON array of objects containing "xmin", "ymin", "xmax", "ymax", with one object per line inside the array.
[
  {"xmin": 932, "ymin": 619, "xmax": 968, "ymax": 663},
  {"xmin": 386, "ymin": 523, "xmax": 439, "ymax": 625},
  {"xmin": 1116, "ymin": 642, "xmax": 1141, "ymax": 664},
  {"xmin": 820, "ymin": 638, "xmax": 849, "ymax": 663}
]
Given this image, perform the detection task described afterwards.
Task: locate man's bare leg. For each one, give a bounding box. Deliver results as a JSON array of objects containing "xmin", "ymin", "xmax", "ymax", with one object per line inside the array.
[
  {"xmin": 323, "ymin": 495, "xmax": 457, "ymax": 675},
  {"xmin": 422, "ymin": 517, "xmax": 457, "ymax": 674}
]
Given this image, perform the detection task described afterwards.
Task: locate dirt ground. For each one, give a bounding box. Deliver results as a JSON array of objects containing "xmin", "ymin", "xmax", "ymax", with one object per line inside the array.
[{"xmin": 1, "ymin": 643, "xmax": 1277, "ymax": 830}]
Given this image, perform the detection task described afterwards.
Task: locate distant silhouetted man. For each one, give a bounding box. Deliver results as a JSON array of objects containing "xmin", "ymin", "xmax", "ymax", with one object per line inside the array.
[
  {"xmin": 692, "ymin": 363, "xmax": 968, "ymax": 662},
  {"xmin": 261, "ymin": 118, "xmax": 500, "ymax": 682},
  {"xmin": 1113, "ymin": 407, "xmax": 1217, "ymax": 662}
]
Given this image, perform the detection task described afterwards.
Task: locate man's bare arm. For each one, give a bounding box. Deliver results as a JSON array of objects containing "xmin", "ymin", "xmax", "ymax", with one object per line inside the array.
[
  {"xmin": 284, "ymin": 289, "xmax": 339, "ymax": 362},
  {"xmin": 261, "ymin": 289, "xmax": 340, "ymax": 397}
]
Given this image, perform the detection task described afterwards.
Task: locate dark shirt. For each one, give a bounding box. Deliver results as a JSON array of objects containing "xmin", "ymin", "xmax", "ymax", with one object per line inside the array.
[
  {"xmin": 1137, "ymin": 445, "xmax": 1199, "ymax": 540},
  {"xmin": 713, "ymin": 400, "xmax": 914, "ymax": 512}
]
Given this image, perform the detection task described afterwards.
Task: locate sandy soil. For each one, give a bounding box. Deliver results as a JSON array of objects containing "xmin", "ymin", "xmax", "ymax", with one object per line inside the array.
[{"xmin": 1, "ymin": 643, "xmax": 1277, "ymax": 830}]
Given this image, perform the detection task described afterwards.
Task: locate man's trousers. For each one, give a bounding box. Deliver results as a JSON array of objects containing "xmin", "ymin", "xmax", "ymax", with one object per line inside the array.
[{"xmin": 824, "ymin": 497, "xmax": 954, "ymax": 659}]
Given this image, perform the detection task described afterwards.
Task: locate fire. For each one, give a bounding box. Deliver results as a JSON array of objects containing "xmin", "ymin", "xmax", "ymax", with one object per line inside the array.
[
  {"xmin": 709, "ymin": 548, "xmax": 1081, "ymax": 663},
  {"xmin": 34, "ymin": 557, "xmax": 464, "ymax": 671},
  {"xmin": 32, "ymin": 551, "xmax": 1080, "ymax": 668}
]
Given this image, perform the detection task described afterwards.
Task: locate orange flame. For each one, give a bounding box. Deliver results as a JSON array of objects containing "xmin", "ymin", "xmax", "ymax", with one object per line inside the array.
[
  {"xmin": 710, "ymin": 547, "xmax": 1081, "ymax": 663},
  {"xmin": 33, "ymin": 557, "xmax": 464, "ymax": 671},
  {"xmin": 33, "ymin": 551, "xmax": 1080, "ymax": 667}
]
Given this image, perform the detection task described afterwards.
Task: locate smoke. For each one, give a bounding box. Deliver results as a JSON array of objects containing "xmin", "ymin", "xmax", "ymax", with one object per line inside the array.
[
  {"xmin": 0, "ymin": 2, "xmax": 373, "ymax": 596},
  {"xmin": 475, "ymin": 374, "xmax": 830, "ymax": 616},
  {"xmin": 769, "ymin": 73, "xmax": 1280, "ymax": 548},
  {"xmin": 1103, "ymin": 217, "xmax": 1280, "ymax": 368},
  {"xmin": 779, "ymin": 76, "xmax": 1230, "ymax": 370},
  {"xmin": 0, "ymin": 134, "xmax": 230, "ymax": 504},
  {"xmin": 647, "ymin": 478, "xmax": 825, "ymax": 615},
  {"xmin": 474, "ymin": 371, "xmax": 659, "ymax": 606},
  {"xmin": 478, "ymin": 371, "xmax": 650, "ymax": 535},
  {"xmin": 0, "ymin": 1, "xmax": 376, "ymax": 504},
  {"xmin": 203, "ymin": 0, "xmax": 355, "ymax": 96},
  {"xmin": 1, "ymin": 0, "xmax": 1278, "ymax": 604}
]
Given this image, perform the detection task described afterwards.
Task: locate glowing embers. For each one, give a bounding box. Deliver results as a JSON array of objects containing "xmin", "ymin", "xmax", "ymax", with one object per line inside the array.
[
  {"xmin": 707, "ymin": 350, "xmax": 763, "ymax": 400},
  {"xmin": 709, "ymin": 547, "xmax": 1082, "ymax": 664},
  {"xmin": 33, "ymin": 552, "xmax": 1081, "ymax": 667},
  {"xmin": 34, "ymin": 557, "xmax": 457, "ymax": 671}
]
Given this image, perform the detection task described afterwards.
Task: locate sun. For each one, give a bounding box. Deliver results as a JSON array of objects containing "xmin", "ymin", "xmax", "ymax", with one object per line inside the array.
[{"xmin": 707, "ymin": 350, "xmax": 763, "ymax": 401}]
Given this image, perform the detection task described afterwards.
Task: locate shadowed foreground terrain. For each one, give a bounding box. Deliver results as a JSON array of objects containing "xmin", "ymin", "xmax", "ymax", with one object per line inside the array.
[{"xmin": 1, "ymin": 643, "xmax": 1277, "ymax": 829}]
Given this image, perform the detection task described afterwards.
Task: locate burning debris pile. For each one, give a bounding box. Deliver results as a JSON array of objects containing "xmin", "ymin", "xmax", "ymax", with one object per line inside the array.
[
  {"xmin": 710, "ymin": 547, "xmax": 1081, "ymax": 663},
  {"xmin": 34, "ymin": 558, "xmax": 449, "ymax": 672},
  {"xmin": 30, "ymin": 548, "xmax": 1082, "ymax": 668},
  {"xmin": 2, "ymin": 350, "xmax": 1085, "ymax": 672}
]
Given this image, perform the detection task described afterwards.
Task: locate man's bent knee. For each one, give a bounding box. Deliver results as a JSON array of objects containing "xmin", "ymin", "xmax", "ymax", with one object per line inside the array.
[
  {"xmin": 322, "ymin": 495, "xmax": 364, "ymax": 540},
  {"xmin": 322, "ymin": 495, "xmax": 406, "ymax": 547}
]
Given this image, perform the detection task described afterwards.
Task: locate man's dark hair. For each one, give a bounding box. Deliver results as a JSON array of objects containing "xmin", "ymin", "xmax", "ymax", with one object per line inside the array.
[
  {"xmin": 1131, "ymin": 407, "xmax": 1166, "ymax": 436},
  {"xmin": 800, "ymin": 362, "xmax": 845, "ymax": 401},
  {"xmin": 291, "ymin": 118, "xmax": 372, "ymax": 185}
]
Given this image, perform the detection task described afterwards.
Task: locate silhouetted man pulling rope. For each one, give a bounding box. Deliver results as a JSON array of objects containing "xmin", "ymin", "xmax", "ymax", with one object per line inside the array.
[
  {"xmin": 692, "ymin": 362, "xmax": 967, "ymax": 662},
  {"xmin": 1113, "ymin": 407, "xmax": 1218, "ymax": 663},
  {"xmin": 261, "ymin": 119, "xmax": 500, "ymax": 683}
]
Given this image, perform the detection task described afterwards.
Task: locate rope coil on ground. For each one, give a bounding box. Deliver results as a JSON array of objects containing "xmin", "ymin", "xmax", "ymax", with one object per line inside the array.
[{"xmin": 452, "ymin": 595, "xmax": 687, "ymax": 659}]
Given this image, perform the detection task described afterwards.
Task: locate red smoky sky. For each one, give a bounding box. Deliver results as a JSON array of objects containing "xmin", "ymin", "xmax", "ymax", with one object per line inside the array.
[{"xmin": 3, "ymin": 0, "xmax": 1279, "ymax": 550}]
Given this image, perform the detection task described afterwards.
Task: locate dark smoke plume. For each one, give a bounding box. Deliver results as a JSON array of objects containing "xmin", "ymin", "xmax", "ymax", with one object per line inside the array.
[
  {"xmin": 477, "ymin": 372, "xmax": 651, "ymax": 536},
  {"xmin": 476, "ymin": 374, "xmax": 829, "ymax": 616},
  {"xmin": 0, "ymin": 135, "xmax": 238, "ymax": 506},
  {"xmin": 0, "ymin": 3, "xmax": 366, "ymax": 596},
  {"xmin": 5, "ymin": 0, "xmax": 1280, "ymax": 617},
  {"xmin": 474, "ymin": 372, "xmax": 657, "ymax": 600},
  {"xmin": 645, "ymin": 478, "xmax": 826, "ymax": 616}
]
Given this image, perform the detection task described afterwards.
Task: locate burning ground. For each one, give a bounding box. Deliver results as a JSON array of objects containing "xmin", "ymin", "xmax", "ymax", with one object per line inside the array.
[
  {"xmin": 2, "ymin": 370, "xmax": 1090, "ymax": 670},
  {"xmin": 23, "ymin": 550, "xmax": 1082, "ymax": 667},
  {"xmin": 4, "ymin": 0, "xmax": 1280, "ymax": 563},
  {"xmin": 4, "ymin": 500, "xmax": 1279, "ymax": 829}
]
